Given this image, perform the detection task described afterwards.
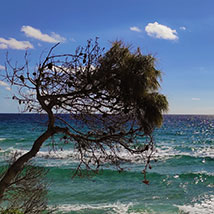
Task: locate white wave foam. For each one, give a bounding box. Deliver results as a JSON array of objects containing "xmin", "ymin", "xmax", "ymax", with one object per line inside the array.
[
  {"xmin": 153, "ymin": 146, "xmax": 175, "ymax": 160},
  {"xmin": 154, "ymin": 145, "xmax": 214, "ymax": 160},
  {"xmin": 0, "ymin": 138, "xmax": 6, "ymax": 141},
  {"xmin": 192, "ymin": 147, "xmax": 214, "ymax": 158},
  {"xmin": 37, "ymin": 150, "xmax": 80, "ymax": 160},
  {"xmin": 193, "ymin": 171, "xmax": 214, "ymax": 177},
  {"xmin": 2, "ymin": 147, "xmax": 150, "ymax": 164},
  {"xmin": 177, "ymin": 195, "xmax": 214, "ymax": 214},
  {"xmin": 51, "ymin": 202, "xmax": 136, "ymax": 214},
  {"xmin": 2, "ymin": 143, "xmax": 214, "ymax": 167}
]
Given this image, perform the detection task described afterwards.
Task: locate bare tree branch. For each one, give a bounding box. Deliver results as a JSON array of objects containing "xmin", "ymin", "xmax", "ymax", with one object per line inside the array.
[{"xmin": 0, "ymin": 39, "xmax": 168, "ymax": 201}]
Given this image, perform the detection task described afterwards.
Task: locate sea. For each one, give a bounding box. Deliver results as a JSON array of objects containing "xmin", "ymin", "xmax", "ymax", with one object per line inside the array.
[{"xmin": 0, "ymin": 114, "xmax": 213, "ymax": 214}]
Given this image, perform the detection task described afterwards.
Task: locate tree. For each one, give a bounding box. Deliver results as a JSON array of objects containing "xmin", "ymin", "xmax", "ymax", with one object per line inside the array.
[{"xmin": 0, "ymin": 39, "xmax": 168, "ymax": 201}]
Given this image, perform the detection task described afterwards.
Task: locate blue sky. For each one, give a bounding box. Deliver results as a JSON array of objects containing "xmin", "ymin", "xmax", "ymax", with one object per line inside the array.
[{"xmin": 0, "ymin": 0, "xmax": 214, "ymax": 114}]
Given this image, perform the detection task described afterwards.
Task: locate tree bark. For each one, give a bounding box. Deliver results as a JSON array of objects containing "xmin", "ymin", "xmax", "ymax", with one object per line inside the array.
[{"xmin": 0, "ymin": 128, "xmax": 54, "ymax": 202}]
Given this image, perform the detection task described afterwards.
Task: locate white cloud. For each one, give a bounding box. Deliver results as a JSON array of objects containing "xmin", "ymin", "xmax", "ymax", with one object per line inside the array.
[
  {"xmin": 26, "ymin": 89, "xmax": 36, "ymax": 96},
  {"xmin": 145, "ymin": 22, "xmax": 178, "ymax": 40},
  {"xmin": 0, "ymin": 80, "xmax": 11, "ymax": 91},
  {"xmin": 0, "ymin": 43, "xmax": 7, "ymax": 49},
  {"xmin": 0, "ymin": 80, "xmax": 8, "ymax": 87},
  {"xmin": 0, "ymin": 37, "xmax": 33, "ymax": 50},
  {"xmin": 21, "ymin": 26, "xmax": 66, "ymax": 43},
  {"xmin": 180, "ymin": 26, "xmax": 186, "ymax": 31},
  {"xmin": 192, "ymin": 98, "xmax": 200, "ymax": 101},
  {"xmin": 0, "ymin": 65, "xmax": 5, "ymax": 70},
  {"xmin": 130, "ymin": 26, "xmax": 142, "ymax": 32}
]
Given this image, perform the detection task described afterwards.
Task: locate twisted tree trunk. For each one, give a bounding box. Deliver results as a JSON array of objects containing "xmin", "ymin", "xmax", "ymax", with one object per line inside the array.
[{"xmin": 0, "ymin": 128, "xmax": 54, "ymax": 202}]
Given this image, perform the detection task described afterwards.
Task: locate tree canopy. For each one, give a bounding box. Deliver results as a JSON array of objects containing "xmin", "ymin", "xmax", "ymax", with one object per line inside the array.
[{"xmin": 0, "ymin": 39, "xmax": 168, "ymax": 201}]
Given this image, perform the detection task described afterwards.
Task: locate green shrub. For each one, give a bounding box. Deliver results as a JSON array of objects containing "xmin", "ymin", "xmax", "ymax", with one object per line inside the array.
[{"xmin": 0, "ymin": 208, "xmax": 24, "ymax": 214}]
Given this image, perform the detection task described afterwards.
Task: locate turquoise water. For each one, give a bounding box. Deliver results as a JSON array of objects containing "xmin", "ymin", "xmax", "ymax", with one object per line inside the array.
[{"xmin": 0, "ymin": 114, "xmax": 214, "ymax": 213}]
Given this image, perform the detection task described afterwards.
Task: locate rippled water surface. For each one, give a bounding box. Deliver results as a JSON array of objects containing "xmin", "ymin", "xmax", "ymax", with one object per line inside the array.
[{"xmin": 0, "ymin": 114, "xmax": 214, "ymax": 213}]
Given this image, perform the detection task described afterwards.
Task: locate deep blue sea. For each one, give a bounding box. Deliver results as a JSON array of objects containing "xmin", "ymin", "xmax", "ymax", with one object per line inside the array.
[{"xmin": 0, "ymin": 114, "xmax": 214, "ymax": 213}]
